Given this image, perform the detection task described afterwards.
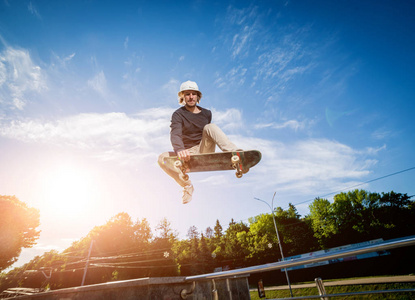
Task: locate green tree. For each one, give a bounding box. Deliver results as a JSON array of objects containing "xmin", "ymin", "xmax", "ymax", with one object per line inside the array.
[
  {"xmin": 245, "ymin": 204, "xmax": 318, "ymax": 265},
  {"xmin": 355, "ymin": 191, "xmax": 415, "ymax": 240},
  {"xmin": 134, "ymin": 218, "xmax": 153, "ymax": 250},
  {"xmin": 171, "ymin": 238, "xmax": 190, "ymax": 275},
  {"xmin": 307, "ymin": 197, "xmax": 337, "ymax": 247},
  {"xmin": 198, "ymin": 234, "xmax": 214, "ymax": 273},
  {"xmin": 204, "ymin": 226, "xmax": 213, "ymax": 239},
  {"xmin": 187, "ymin": 225, "xmax": 199, "ymax": 240},
  {"xmin": 57, "ymin": 212, "xmax": 156, "ymax": 286},
  {"xmin": 0, "ymin": 195, "xmax": 40, "ymax": 271},
  {"xmin": 330, "ymin": 189, "xmax": 369, "ymax": 245},
  {"xmin": 245, "ymin": 213, "xmax": 278, "ymax": 265},
  {"xmin": 213, "ymin": 219, "xmax": 223, "ymax": 240},
  {"xmin": 307, "ymin": 190, "xmax": 415, "ymax": 248},
  {"xmin": 155, "ymin": 217, "xmax": 177, "ymax": 241},
  {"xmin": 211, "ymin": 220, "xmax": 226, "ymax": 267},
  {"xmin": 274, "ymin": 204, "xmax": 319, "ymax": 256},
  {"xmin": 222, "ymin": 219, "xmax": 249, "ymax": 268},
  {"xmin": 91, "ymin": 212, "xmax": 139, "ymax": 254},
  {"xmin": 150, "ymin": 217, "xmax": 178, "ymax": 277}
]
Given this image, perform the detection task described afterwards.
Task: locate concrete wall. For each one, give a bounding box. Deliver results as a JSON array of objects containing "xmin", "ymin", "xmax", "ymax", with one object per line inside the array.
[{"xmin": 8, "ymin": 276, "xmax": 250, "ymax": 300}]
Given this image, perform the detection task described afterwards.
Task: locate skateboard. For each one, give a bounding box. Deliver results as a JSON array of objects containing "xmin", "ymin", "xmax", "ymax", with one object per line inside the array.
[{"xmin": 163, "ymin": 150, "xmax": 261, "ymax": 180}]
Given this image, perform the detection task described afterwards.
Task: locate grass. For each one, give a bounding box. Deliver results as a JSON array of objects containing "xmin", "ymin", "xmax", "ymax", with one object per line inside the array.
[{"xmin": 249, "ymin": 282, "xmax": 415, "ymax": 299}]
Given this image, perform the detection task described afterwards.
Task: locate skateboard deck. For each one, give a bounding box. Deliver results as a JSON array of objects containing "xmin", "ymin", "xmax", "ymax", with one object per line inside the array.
[{"xmin": 163, "ymin": 150, "xmax": 261, "ymax": 179}]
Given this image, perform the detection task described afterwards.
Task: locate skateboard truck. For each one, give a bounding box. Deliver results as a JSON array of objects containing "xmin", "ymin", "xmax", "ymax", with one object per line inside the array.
[
  {"xmin": 231, "ymin": 154, "xmax": 243, "ymax": 178},
  {"xmin": 174, "ymin": 160, "xmax": 189, "ymax": 181}
]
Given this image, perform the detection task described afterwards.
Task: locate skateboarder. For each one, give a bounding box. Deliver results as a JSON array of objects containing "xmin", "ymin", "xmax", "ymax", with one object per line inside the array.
[{"xmin": 158, "ymin": 80, "xmax": 241, "ymax": 204}]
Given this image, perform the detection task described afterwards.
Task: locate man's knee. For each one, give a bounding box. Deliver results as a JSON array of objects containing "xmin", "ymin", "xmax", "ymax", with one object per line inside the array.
[
  {"xmin": 203, "ymin": 123, "xmax": 219, "ymax": 134},
  {"xmin": 158, "ymin": 152, "xmax": 169, "ymax": 168}
]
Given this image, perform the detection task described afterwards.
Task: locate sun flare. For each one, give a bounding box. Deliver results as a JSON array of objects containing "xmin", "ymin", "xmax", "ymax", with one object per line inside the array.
[{"xmin": 40, "ymin": 164, "xmax": 98, "ymax": 218}]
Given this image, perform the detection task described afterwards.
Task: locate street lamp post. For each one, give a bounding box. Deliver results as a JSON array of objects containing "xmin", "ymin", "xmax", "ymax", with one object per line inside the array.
[{"xmin": 254, "ymin": 192, "xmax": 293, "ymax": 298}]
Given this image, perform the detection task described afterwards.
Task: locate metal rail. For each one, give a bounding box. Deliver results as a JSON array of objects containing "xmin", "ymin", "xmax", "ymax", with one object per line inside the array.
[
  {"xmin": 185, "ymin": 236, "xmax": 415, "ymax": 281},
  {"xmin": 271, "ymin": 288, "xmax": 415, "ymax": 299}
]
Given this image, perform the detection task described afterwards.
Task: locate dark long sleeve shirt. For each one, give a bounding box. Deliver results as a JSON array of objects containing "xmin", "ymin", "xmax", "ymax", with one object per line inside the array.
[{"xmin": 170, "ymin": 106, "xmax": 212, "ymax": 153}]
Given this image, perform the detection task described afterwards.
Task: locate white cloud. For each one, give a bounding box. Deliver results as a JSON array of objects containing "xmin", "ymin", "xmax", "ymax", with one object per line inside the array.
[
  {"xmin": 253, "ymin": 38, "xmax": 312, "ymax": 91},
  {"xmin": 0, "ymin": 109, "xmax": 174, "ymax": 164},
  {"xmin": 255, "ymin": 119, "xmax": 306, "ymax": 131},
  {"xmin": 0, "ymin": 107, "xmax": 379, "ymax": 197},
  {"xmin": 0, "ymin": 46, "xmax": 47, "ymax": 110},
  {"xmin": 28, "ymin": 1, "xmax": 42, "ymax": 19},
  {"xmin": 0, "ymin": 60, "xmax": 5, "ymax": 86},
  {"xmin": 214, "ymin": 65, "xmax": 247, "ymax": 88},
  {"xmin": 231, "ymin": 25, "xmax": 256, "ymax": 59},
  {"xmin": 215, "ymin": 6, "xmax": 314, "ymax": 96},
  {"xmin": 211, "ymin": 108, "xmax": 243, "ymax": 132},
  {"xmin": 236, "ymin": 136, "xmax": 377, "ymax": 196},
  {"xmin": 213, "ymin": 6, "xmax": 261, "ymax": 61},
  {"xmin": 64, "ymin": 53, "xmax": 76, "ymax": 63},
  {"xmin": 163, "ymin": 78, "xmax": 180, "ymax": 100},
  {"xmin": 0, "ymin": 107, "xmax": 241, "ymax": 165},
  {"xmin": 365, "ymin": 144, "xmax": 386, "ymax": 155},
  {"xmin": 371, "ymin": 128, "xmax": 394, "ymax": 140},
  {"xmin": 191, "ymin": 134, "xmax": 378, "ymax": 200},
  {"xmin": 51, "ymin": 52, "xmax": 76, "ymax": 69},
  {"xmin": 198, "ymin": 174, "xmax": 228, "ymax": 186},
  {"xmin": 87, "ymin": 71, "xmax": 108, "ymax": 96}
]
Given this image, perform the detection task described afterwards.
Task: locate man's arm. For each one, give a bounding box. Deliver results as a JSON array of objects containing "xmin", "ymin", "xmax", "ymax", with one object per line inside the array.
[
  {"xmin": 171, "ymin": 113, "xmax": 192, "ymax": 161},
  {"xmin": 170, "ymin": 111, "xmax": 187, "ymax": 153},
  {"xmin": 176, "ymin": 149, "xmax": 191, "ymax": 161}
]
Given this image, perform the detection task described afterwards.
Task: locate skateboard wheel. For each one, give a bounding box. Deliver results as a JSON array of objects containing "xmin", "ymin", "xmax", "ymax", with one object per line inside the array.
[
  {"xmin": 174, "ymin": 160, "xmax": 183, "ymax": 168},
  {"xmin": 231, "ymin": 155, "xmax": 240, "ymax": 164},
  {"xmin": 180, "ymin": 174, "xmax": 189, "ymax": 181},
  {"xmin": 236, "ymin": 172, "xmax": 243, "ymax": 178}
]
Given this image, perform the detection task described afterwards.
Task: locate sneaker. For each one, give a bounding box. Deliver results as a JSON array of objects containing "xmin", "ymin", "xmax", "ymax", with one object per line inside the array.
[{"xmin": 182, "ymin": 184, "xmax": 194, "ymax": 204}]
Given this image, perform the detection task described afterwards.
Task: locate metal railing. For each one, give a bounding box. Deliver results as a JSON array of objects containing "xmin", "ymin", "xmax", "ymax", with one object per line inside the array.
[
  {"xmin": 269, "ymin": 288, "xmax": 415, "ymax": 299},
  {"xmin": 185, "ymin": 235, "xmax": 415, "ymax": 281}
]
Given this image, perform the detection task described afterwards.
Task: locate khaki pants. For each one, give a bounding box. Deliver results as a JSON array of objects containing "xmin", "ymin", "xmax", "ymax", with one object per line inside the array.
[{"xmin": 158, "ymin": 123, "xmax": 238, "ymax": 187}]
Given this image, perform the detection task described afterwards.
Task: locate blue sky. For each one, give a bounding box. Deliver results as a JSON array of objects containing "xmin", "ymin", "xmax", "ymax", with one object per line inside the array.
[{"xmin": 1, "ymin": 0, "xmax": 414, "ymax": 269}]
